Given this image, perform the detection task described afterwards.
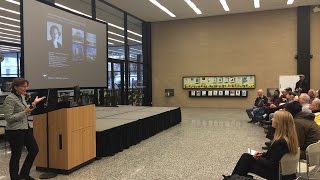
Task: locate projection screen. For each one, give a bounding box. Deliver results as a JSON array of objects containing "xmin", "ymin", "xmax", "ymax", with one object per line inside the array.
[{"xmin": 24, "ymin": 0, "xmax": 107, "ymax": 89}]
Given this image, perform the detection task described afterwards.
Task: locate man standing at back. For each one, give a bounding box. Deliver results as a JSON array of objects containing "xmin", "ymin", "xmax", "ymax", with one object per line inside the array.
[
  {"xmin": 245, "ymin": 89, "xmax": 268, "ymax": 123},
  {"xmin": 295, "ymin": 74, "xmax": 308, "ymax": 93}
]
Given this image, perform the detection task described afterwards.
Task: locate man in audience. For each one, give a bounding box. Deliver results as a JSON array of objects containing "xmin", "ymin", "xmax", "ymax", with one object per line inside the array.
[
  {"xmin": 299, "ymin": 93, "xmax": 311, "ymax": 113},
  {"xmin": 309, "ymin": 98, "xmax": 320, "ymax": 113},
  {"xmin": 245, "ymin": 89, "xmax": 268, "ymax": 123},
  {"xmin": 309, "ymin": 98, "xmax": 320, "ymax": 126},
  {"xmin": 285, "ymin": 101, "xmax": 320, "ymax": 159},
  {"xmin": 308, "ymin": 89, "xmax": 317, "ymax": 103}
]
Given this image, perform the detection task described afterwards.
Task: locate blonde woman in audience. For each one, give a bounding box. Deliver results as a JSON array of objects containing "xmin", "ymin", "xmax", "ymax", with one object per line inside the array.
[{"xmin": 224, "ymin": 110, "xmax": 299, "ymax": 180}]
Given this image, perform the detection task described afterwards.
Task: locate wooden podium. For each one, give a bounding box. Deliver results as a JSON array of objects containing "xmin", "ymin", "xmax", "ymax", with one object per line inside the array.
[{"xmin": 33, "ymin": 104, "xmax": 96, "ymax": 173}]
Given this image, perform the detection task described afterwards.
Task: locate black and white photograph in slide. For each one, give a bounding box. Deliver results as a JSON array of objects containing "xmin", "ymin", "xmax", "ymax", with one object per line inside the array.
[{"xmin": 47, "ymin": 22, "xmax": 62, "ymax": 49}]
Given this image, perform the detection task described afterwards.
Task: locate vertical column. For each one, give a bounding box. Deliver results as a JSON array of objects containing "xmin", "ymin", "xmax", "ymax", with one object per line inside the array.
[
  {"xmin": 297, "ymin": 6, "xmax": 311, "ymax": 89},
  {"xmin": 142, "ymin": 22, "xmax": 152, "ymax": 106}
]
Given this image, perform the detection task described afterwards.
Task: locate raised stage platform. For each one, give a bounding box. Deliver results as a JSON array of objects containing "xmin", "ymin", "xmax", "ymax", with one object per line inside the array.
[
  {"xmin": 1, "ymin": 106, "xmax": 181, "ymax": 160},
  {"xmin": 95, "ymin": 106, "xmax": 181, "ymax": 157}
]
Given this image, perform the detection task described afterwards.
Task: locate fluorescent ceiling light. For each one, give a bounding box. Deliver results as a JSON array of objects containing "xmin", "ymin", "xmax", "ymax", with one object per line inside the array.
[
  {"xmin": 108, "ymin": 31, "xmax": 141, "ymax": 43},
  {"xmin": 149, "ymin": 0, "xmax": 176, "ymax": 17},
  {"xmin": 55, "ymin": 3, "xmax": 91, "ymax": 18},
  {"xmin": 108, "ymin": 22, "xmax": 124, "ymax": 30},
  {"xmin": 128, "ymin": 37, "xmax": 142, "ymax": 43},
  {"xmin": 0, "ymin": 45, "xmax": 20, "ymax": 48},
  {"xmin": 0, "ymin": 22, "xmax": 20, "ymax": 28},
  {"xmin": 5, "ymin": 0, "xmax": 20, "ymax": 5},
  {"xmin": 0, "ymin": 38, "xmax": 20, "ymax": 44},
  {"xmin": 108, "ymin": 31, "xmax": 124, "ymax": 38},
  {"xmin": 127, "ymin": 30, "xmax": 142, "ymax": 37},
  {"xmin": 0, "ymin": 27, "xmax": 20, "ymax": 33},
  {"xmin": 184, "ymin": 0, "xmax": 202, "ymax": 14},
  {"xmin": 287, "ymin": 0, "xmax": 294, "ymax": 5},
  {"xmin": 254, "ymin": 0, "xmax": 260, "ymax": 8},
  {"xmin": 97, "ymin": 18, "xmax": 142, "ymax": 37},
  {"xmin": 108, "ymin": 37, "xmax": 124, "ymax": 43},
  {"xmin": 219, "ymin": 0, "xmax": 230, "ymax": 11},
  {"xmin": 0, "ymin": 35, "xmax": 20, "ymax": 41},
  {"xmin": 0, "ymin": 31, "xmax": 20, "ymax": 37},
  {"xmin": 108, "ymin": 42, "xmax": 114, "ymax": 45},
  {"xmin": 0, "ymin": 7, "xmax": 20, "ymax": 15},
  {"xmin": 0, "ymin": 47, "xmax": 19, "ymax": 51},
  {"xmin": 96, "ymin": 18, "xmax": 107, "ymax": 23},
  {"xmin": 0, "ymin": 15, "xmax": 20, "ymax": 22}
]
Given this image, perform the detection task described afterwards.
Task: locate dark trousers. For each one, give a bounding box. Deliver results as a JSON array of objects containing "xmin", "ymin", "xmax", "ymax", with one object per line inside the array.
[
  {"xmin": 6, "ymin": 129, "xmax": 39, "ymax": 180},
  {"xmin": 232, "ymin": 153, "xmax": 272, "ymax": 179}
]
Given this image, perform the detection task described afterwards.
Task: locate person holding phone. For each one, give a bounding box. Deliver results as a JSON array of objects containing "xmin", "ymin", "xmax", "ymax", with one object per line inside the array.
[
  {"xmin": 224, "ymin": 110, "xmax": 299, "ymax": 179},
  {"xmin": 4, "ymin": 78, "xmax": 45, "ymax": 180}
]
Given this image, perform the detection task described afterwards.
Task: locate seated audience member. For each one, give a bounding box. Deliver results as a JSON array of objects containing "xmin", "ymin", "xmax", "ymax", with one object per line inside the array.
[
  {"xmin": 280, "ymin": 88, "xmax": 292, "ymax": 102},
  {"xmin": 245, "ymin": 89, "xmax": 268, "ymax": 123},
  {"xmin": 285, "ymin": 101, "xmax": 320, "ymax": 159},
  {"xmin": 299, "ymin": 93, "xmax": 311, "ymax": 113},
  {"xmin": 317, "ymin": 89, "xmax": 320, "ymax": 98},
  {"xmin": 225, "ymin": 110, "xmax": 298, "ymax": 179},
  {"xmin": 308, "ymin": 89, "xmax": 316, "ymax": 103},
  {"xmin": 309, "ymin": 98, "xmax": 320, "ymax": 113},
  {"xmin": 309, "ymin": 98, "xmax": 320, "ymax": 126},
  {"xmin": 266, "ymin": 92, "xmax": 296, "ymax": 123},
  {"xmin": 269, "ymin": 89, "xmax": 281, "ymax": 107}
]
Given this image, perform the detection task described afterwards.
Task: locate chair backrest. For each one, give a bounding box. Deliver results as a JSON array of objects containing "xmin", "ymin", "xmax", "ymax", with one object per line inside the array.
[
  {"xmin": 306, "ymin": 141, "xmax": 320, "ymax": 167},
  {"xmin": 280, "ymin": 148, "xmax": 300, "ymax": 176},
  {"xmin": 0, "ymin": 104, "xmax": 5, "ymax": 120}
]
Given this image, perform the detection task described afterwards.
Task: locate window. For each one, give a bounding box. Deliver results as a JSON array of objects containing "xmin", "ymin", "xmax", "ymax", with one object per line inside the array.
[{"xmin": 1, "ymin": 52, "xmax": 20, "ymax": 77}]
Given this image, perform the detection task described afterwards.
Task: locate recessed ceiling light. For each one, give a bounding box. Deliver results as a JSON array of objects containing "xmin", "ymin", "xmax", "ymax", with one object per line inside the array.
[
  {"xmin": 219, "ymin": 0, "xmax": 230, "ymax": 12},
  {"xmin": 287, "ymin": 0, "xmax": 294, "ymax": 5},
  {"xmin": 149, "ymin": 0, "xmax": 176, "ymax": 17},
  {"xmin": 254, "ymin": 0, "xmax": 260, "ymax": 8},
  {"xmin": 5, "ymin": 0, "xmax": 20, "ymax": 5},
  {"xmin": 184, "ymin": 0, "xmax": 202, "ymax": 15}
]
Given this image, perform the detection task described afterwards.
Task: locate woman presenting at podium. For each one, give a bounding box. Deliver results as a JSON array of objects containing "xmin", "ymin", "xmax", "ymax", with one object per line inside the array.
[{"xmin": 3, "ymin": 78, "xmax": 45, "ymax": 180}]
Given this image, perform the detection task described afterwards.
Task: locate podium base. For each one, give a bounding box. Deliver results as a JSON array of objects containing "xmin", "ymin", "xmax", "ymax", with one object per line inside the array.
[{"xmin": 39, "ymin": 172, "xmax": 57, "ymax": 179}]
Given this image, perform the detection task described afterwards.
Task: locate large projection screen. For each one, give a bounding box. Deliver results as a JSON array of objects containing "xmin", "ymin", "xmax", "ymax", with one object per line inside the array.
[{"xmin": 24, "ymin": 0, "xmax": 107, "ymax": 89}]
